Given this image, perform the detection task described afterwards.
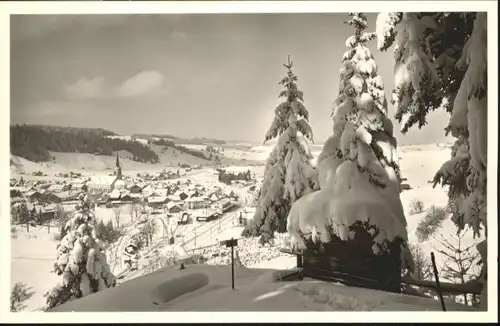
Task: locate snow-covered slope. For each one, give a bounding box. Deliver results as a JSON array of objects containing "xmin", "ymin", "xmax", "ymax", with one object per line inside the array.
[
  {"xmin": 9, "ymin": 143, "xmax": 264, "ymax": 178},
  {"xmin": 47, "ymin": 262, "xmax": 477, "ymax": 313}
]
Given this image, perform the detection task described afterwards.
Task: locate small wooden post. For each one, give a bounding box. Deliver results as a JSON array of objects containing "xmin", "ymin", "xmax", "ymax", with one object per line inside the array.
[
  {"xmin": 431, "ymin": 252, "xmax": 447, "ymax": 311},
  {"xmin": 297, "ymin": 254, "xmax": 303, "ymax": 268},
  {"xmin": 220, "ymin": 237, "xmax": 239, "ymax": 290},
  {"xmin": 231, "ymin": 244, "xmax": 235, "ymax": 290}
]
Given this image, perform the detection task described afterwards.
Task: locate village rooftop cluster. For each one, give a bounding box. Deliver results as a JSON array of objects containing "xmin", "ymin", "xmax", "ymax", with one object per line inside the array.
[{"xmin": 10, "ymin": 156, "xmax": 260, "ymax": 228}]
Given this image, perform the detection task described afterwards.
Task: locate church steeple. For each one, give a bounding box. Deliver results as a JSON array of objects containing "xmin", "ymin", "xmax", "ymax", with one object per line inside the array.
[{"xmin": 115, "ymin": 153, "xmax": 122, "ymax": 180}]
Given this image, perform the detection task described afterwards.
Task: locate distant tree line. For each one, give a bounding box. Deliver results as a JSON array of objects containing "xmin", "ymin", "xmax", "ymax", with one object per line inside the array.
[
  {"xmin": 10, "ymin": 124, "xmax": 159, "ymax": 163},
  {"xmin": 151, "ymin": 138, "xmax": 210, "ymax": 161},
  {"xmin": 217, "ymin": 169, "xmax": 252, "ymax": 185},
  {"xmin": 134, "ymin": 133, "xmax": 226, "ymax": 145}
]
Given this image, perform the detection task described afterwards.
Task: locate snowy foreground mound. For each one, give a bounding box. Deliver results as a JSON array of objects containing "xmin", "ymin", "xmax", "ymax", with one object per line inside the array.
[{"xmin": 49, "ymin": 262, "xmax": 476, "ymax": 312}]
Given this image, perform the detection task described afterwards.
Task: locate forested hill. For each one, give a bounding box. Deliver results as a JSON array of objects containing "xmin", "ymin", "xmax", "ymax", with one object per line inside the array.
[
  {"xmin": 10, "ymin": 124, "xmax": 159, "ymax": 164},
  {"xmin": 132, "ymin": 133, "xmax": 226, "ymax": 145}
]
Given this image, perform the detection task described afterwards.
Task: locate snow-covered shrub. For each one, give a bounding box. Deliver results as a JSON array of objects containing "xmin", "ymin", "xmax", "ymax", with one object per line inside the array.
[
  {"xmin": 44, "ymin": 196, "xmax": 116, "ymax": 310},
  {"xmin": 415, "ymin": 205, "xmax": 448, "ymax": 242},
  {"xmin": 409, "ymin": 199, "xmax": 425, "ymax": 215},
  {"xmin": 435, "ymin": 229, "xmax": 482, "ymax": 306},
  {"xmin": 139, "ymin": 219, "xmax": 157, "ymax": 247},
  {"xmin": 243, "ymin": 56, "xmax": 318, "ymax": 243},
  {"xmin": 11, "ymin": 282, "xmax": 34, "ymax": 312},
  {"xmin": 408, "ymin": 243, "xmax": 433, "ymax": 282},
  {"xmin": 191, "ymin": 237, "xmax": 287, "ymax": 267},
  {"xmin": 11, "ymin": 226, "xmax": 18, "ymax": 239},
  {"xmin": 286, "ymin": 13, "xmax": 413, "ymax": 275},
  {"xmin": 52, "ymin": 232, "xmax": 63, "ymax": 242},
  {"xmin": 96, "ymin": 219, "xmax": 123, "ymax": 245},
  {"xmin": 147, "ymin": 249, "xmax": 181, "ymax": 273}
]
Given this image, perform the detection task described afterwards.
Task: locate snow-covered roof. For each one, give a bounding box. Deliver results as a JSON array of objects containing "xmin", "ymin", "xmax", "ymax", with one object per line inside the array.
[
  {"xmin": 166, "ymin": 202, "xmax": 181, "ymax": 210},
  {"xmin": 54, "ymin": 191, "xmax": 78, "ymax": 200},
  {"xmin": 114, "ymin": 179, "xmax": 127, "ymax": 190},
  {"xmin": 154, "ymin": 189, "xmax": 168, "ymax": 197},
  {"xmin": 88, "ymin": 176, "xmax": 117, "ymax": 186},
  {"xmin": 109, "ymin": 189, "xmax": 121, "ymax": 199},
  {"xmin": 148, "ymin": 196, "xmax": 167, "ymax": 204},
  {"xmin": 48, "ymin": 184, "xmax": 65, "ymax": 192},
  {"xmin": 25, "ymin": 190, "xmax": 40, "ymax": 197},
  {"xmin": 185, "ymin": 197, "xmax": 206, "ymax": 203}
]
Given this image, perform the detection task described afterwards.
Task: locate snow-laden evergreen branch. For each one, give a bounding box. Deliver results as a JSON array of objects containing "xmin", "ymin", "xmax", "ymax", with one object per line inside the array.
[
  {"xmin": 376, "ymin": 12, "xmax": 487, "ymax": 238},
  {"xmin": 376, "ymin": 12, "xmax": 487, "ymax": 308}
]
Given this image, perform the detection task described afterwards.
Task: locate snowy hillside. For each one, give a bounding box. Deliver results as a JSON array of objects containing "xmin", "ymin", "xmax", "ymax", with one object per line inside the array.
[
  {"xmin": 9, "ymin": 142, "xmax": 486, "ymax": 313},
  {"xmin": 9, "ymin": 144, "xmax": 257, "ymax": 178},
  {"xmin": 47, "ymin": 262, "xmax": 477, "ymax": 313}
]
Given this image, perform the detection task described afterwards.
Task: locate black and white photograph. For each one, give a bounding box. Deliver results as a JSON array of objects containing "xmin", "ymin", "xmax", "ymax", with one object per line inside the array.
[{"xmin": 0, "ymin": 1, "xmax": 497, "ymax": 323}]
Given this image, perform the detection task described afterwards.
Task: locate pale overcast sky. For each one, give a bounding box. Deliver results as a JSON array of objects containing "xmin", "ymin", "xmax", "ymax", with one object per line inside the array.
[{"xmin": 10, "ymin": 13, "xmax": 451, "ymax": 145}]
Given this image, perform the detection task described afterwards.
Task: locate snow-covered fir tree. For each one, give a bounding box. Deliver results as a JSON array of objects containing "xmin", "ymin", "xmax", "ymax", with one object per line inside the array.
[
  {"xmin": 376, "ymin": 11, "xmax": 488, "ymax": 308},
  {"xmin": 287, "ymin": 13, "xmax": 414, "ymax": 274},
  {"xmin": 243, "ymin": 56, "xmax": 318, "ymax": 243},
  {"xmin": 44, "ymin": 195, "xmax": 116, "ymax": 310}
]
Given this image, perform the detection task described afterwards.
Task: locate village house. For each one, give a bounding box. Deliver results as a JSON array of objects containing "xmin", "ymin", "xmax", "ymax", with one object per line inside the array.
[
  {"xmin": 87, "ymin": 154, "xmax": 125, "ymax": 195},
  {"xmin": 25, "ymin": 203, "xmax": 57, "ymax": 224},
  {"xmin": 87, "ymin": 176, "xmax": 119, "ymax": 195},
  {"xmin": 120, "ymin": 192, "xmax": 134, "ymax": 203},
  {"xmin": 154, "ymin": 173, "xmax": 168, "ymax": 181},
  {"xmin": 169, "ymin": 184, "xmax": 180, "ymax": 194},
  {"xmin": 208, "ymin": 193, "xmax": 220, "ymax": 203},
  {"xmin": 166, "ymin": 171, "xmax": 178, "ymax": 179},
  {"xmin": 39, "ymin": 183, "xmax": 52, "ymax": 190},
  {"xmin": 177, "ymin": 191, "xmax": 189, "ymax": 201},
  {"xmin": 141, "ymin": 184, "xmax": 154, "ymax": 197},
  {"xmin": 25, "ymin": 190, "xmax": 42, "ymax": 203},
  {"xmin": 54, "ymin": 191, "xmax": 80, "ymax": 204},
  {"xmin": 41, "ymin": 192, "xmax": 63, "ymax": 204},
  {"xmin": 128, "ymin": 184, "xmax": 143, "ymax": 194},
  {"xmin": 11, "ymin": 197, "xmax": 25, "ymax": 206},
  {"xmin": 185, "ymin": 197, "xmax": 209, "ymax": 210},
  {"xmin": 69, "ymin": 181, "xmax": 88, "ymax": 193},
  {"xmin": 128, "ymin": 193, "xmax": 143, "ymax": 202},
  {"xmin": 47, "ymin": 183, "xmax": 69, "ymax": 193},
  {"xmin": 166, "ymin": 202, "xmax": 182, "ymax": 213},
  {"xmin": 154, "ymin": 189, "xmax": 169, "ymax": 197},
  {"xmin": 10, "ymin": 188, "xmax": 23, "ymax": 198},
  {"xmin": 148, "ymin": 196, "xmax": 169, "ymax": 208},
  {"xmin": 108, "ymin": 189, "xmax": 122, "ymax": 202}
]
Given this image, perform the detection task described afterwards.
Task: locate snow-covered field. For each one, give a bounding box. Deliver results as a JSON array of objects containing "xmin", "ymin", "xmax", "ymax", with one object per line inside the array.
[
  {"xmin": 10, "ymin": 226, "xmax": 60, "ymax": 311},
  {"xmin": 8, "ymin": 142, "xmax": 486, "ymax": 314}
]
